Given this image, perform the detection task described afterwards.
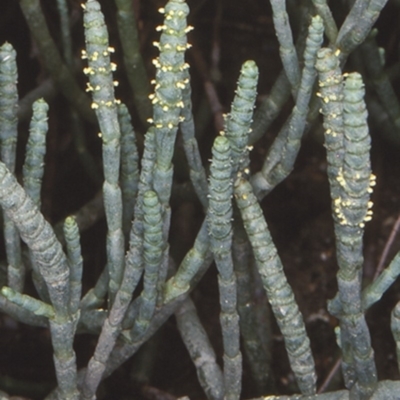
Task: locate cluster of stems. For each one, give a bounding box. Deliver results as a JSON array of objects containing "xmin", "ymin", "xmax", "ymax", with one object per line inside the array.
[{"xmin": 1, "ymin": 0, "xmax": 400, "ymax": 399}]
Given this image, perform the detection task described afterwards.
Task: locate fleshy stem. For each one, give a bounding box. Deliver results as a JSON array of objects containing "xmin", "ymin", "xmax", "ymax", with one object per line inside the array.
[
  {"xmin": 0, "ymin": 163, "xmax": 78, "ymax": 400},
  {"xmin": 251, "ymin": 16, "xmax": 324, "ymax": 199},
  {"xmin": 270, "ymin": 0, "xmax": 301, "ymax": 92},
  {"xmin": 149, "ymin": 0, "xmax": 191, "ymax": 221},
  {"xmin": 207, "ymin": 136, "xmax": 242, "ymax": 400},
  {"xmin": 329, "ymin": 73, "xmax": 378, "ymax": 399},
  {"xmin": 83, "ymin": 0, "xmax": 125, "ymax": 305},
  {"xmin": 0, "ymin": 43, "xmax": 23, "ymax": 292},
  {"xmin": 115, "ymin": 0, "xmax": 152, "ymax": 126},
  {"xmin": 235, "ymin": 177, "xmax": 316, "ymax": 396},
  {"xmin": 18, "ymin": 0, "xmax": 95, "ymax": 123}
]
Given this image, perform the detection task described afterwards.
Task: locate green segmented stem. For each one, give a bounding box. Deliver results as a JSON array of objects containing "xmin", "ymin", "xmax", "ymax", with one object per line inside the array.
[
  {"xmin": 105, "ymin": 231, "xmax": 214, "ymax": 382},
  {"xmin": 335, "ymin": 0, "xmax": 389, "ymax": 59},
  {"xmin": 362, "ymin": 251, "xmax": 400, "ymax": 310},
  {"xmin": 316, "ymin": 47, "xmax": 345, "ymax": 201},
  {"xmin": 150, "ymin": 0, "xmax": 191, "ymax": 207},
  {"xmin": 0, "ymin": 43, "xmax": 18, "ymax": 172},
  {"xmin": 57, "ymin": 0, "xmax": 101, "ymax": 188},
  {"xmin": 234, "ymin": 177, "xmax": 316, "ymax": 396},
  {"xmin": 252, "ymin": 16, "xmax": 324, "ymax": 199},
  {"xmin": 1, "ymin": 286, "xmax": 54, "ymax": 319},
  {"xmin": 326, "ymin": 73, "xmax": 378, "ymax": 398},
  {"xmin": 0, "ymin": 161, "xmax": 65, "ymax": 292},
  {"xmin": 0, "ymin": 292, "xmax": 47, "ymax": 327},
  {"xmin": 18, "ymin": 0, "xmax": 95, "ymax": 123},
  {"xmin": 82, "ymin": 237, "xmax": 150, "ymax": 399},
  {"xmin": 337, "ymin": 73, "xmax": 374, "ymax": 233},
  {"xmin": 249, "ymin": 9, "xmax": 311, "ymax": 145},
  {"xmin": 311, "ymin": 0, "xmax": 338, "ymax": 43},
  {"xmin": 83, "ymin": 0, "xmax": 125, "ymax": 303},
  {"xmin": 115, "ymin": 0, "xmax": 152, "ymax": 126},
  {"xmin": 63, "ymin": 216, "xmax": 83, "ymax": 316},
  {"xmin": 23, "ymin": 98, "xmax": 48, "ymax": 206},
  {"xmin": 232, "ymin": 221, "xmax": 272, "ymax": 394},
  {"xmin": 315, "ymin": 49, "xmax": 353, "ymax": 385},
  {"xmin": 80, "ymin": 266, "xmax": 109, "ymax": 310},
  {"xmin": 82, "ymin": 0, "xmax": 120, "ymax": 150},
  {"xmin": 131, "ymin": 191, "xmax": 163, "ymax": 339},
  {"xmin": 82, "ymin": 316, "xmax": 121, "ymax": 399},
  {"xmin": 335, "ymin": 0, "xmax": 368, "ymax": 49},
  {"xmin": 118, "ymin": 103, "xmax": 139, "ymax": 236},
  {"xmin": 270, "ymin": 0, "xmax": 300, "ymax": 92},
  {"xmin": 156, "ymin": 246, "xmax": 170, "ymax": 307},
  {"xmin": 138, "ymin": 0, "xmax": 194, "ymax": 320},
  {"xmin": 78, "ymin": 308, "xmax": 107, "ymax": 334},
  {"xmin": 207, "ymin": 136, "xmax": 234, "ymax": 262},
  {"xmin": 50, "ymin": 317, "xmax": 79, "ymax": 400},
  {"xmin": 225, "ymin": 60, "xmax": 258, "ymax": 176},
  {"xmin": 82, "ymin": 133, "xmax": 160, "ymax": 398},
  {"xmin": 331, "ymin": 72, "xmax": 373, "ymax": 268},
  {"xmin": 249, "ymin": 71, "xmax": 291, "ymax": 145},
  {"xmin": 207, "ymin": 136, "xmax": 242, "ymax": 400},
  {"xmin": 123, "ymin": 128, "xmax": 157, "ymax": 326},
  {"xmin": 132, "ymin": 128, "xmax": 156, "ymax": 227},
  {"xmin": 23, "ymin": 98, "xmax": 49, "ymax": 302},
  {"xmin": 0, "ymin": 162, "xmax": 78, "ymax": 399},
  {"xmin": 163, "ymin": 219, "xmax": 211, "ymax": 303},
  {"xmin": 106, "ymin": 237, "xmax": 214, "ymax": 381},
  {"xmin": 0, "ymin": 42, "xmax": 23, "ymax": 292},
  {"xmin": 176, "ymin": 297, "xmax": 225, "ymax": 400},
  {"xmin": 330, "ymin": 251, "xmax": 400, "ymax": 316},
  {"xmin": 105, "ymin": 297, "xmax": 183, "ymax": 379},
  {"xmin": 56, "ymin": 0, "xmax": 73, "ymax": 65},
  {"xmin": 82, "ymin": 252, "xmax": 144, "ymax": 397},
  {"xmin": 125, "ymin": 223, "xmax": 212, "ymax": 330},
  {"xmin": 277, "ymin": 15, "xmax": 323, "ymax": 177},
  {"xmin": 180, "ymin": 68, "xmax": 209, "ymax": 209},
  {"xmin": 17, "ymin": 78, "xmax": 55, "ymax": 122}
]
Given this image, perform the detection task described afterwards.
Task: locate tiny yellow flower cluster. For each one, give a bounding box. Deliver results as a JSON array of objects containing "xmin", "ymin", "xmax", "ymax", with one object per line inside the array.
[
  {"xmin": 317, "ymin": 77, "xmax": 343, "ymax": 125},
  {"xmin": 81, "ymin": 46, "xmax": 121, "ymax": 109},
  {"xmin": 159, "ymin": 7, "xmax": 188, "ymax": 18},
  {"xmin": 81, "ymin": 47, "xmax": 115, "ymax": 61},
  {"xmin": 82, "ymin": 62, "xmax": 117, "ymax": 77},
  {"xmin": 316, "ymin": 91, "xmax": 342, "ymax": 104},
  {"xmin": 318, "ymin": 75, "xmax": 342, "ymax": 88},
  {"xmin": 144, "ymin": 5, "xmax": 193, "ymax": 130},
  {"xmin": 333, "ymin": 169, "xmax": 376, "ymax": 228},
  {"xmin": 324, "ymin": 128, "xmax": 338, "ymax": 137},
  {"xmin": 90, "ymin": 99, "xmax": 121, "ymax": 110}
]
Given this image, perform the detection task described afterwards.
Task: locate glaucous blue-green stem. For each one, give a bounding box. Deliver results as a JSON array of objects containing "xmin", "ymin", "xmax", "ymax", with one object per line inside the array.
[
  {"xmin": 0, "ymin": 43, "xmax": 23, "ymax": 292},
  {"xmin": 0, "ymin": 162, "xmax": 78, "ymax": 400},
  {"xmin": 83, "ymin": 0, "xmax": 125, "ymax": 305},
  {"xmin": 251, "ymin": 15, "xmax": 324, "ymax": 199},
  {"xmin": 175, "ymin": 296, "xmax": 225, "ymax": 400},
  {"xmin": 235, "ymin": 177, "xmax": 316, "ymax": 396},
  {"xmin": 18, "ymin": 0, "xmax": 95, "ymax": 123},
  {"xmin": 118, "ymin": 103, "xmax": 139, "ymax": 237},
  {"xmin": 270, "ymin": 0, "xmax": 300, "ymax": 93},
  {"xmin": 114, "ymin": 0, "xmax": 152, "ymax": 126},
  {"xmin": 207, "ymin": 135, "xmax": 241, "ymax": 400}
]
